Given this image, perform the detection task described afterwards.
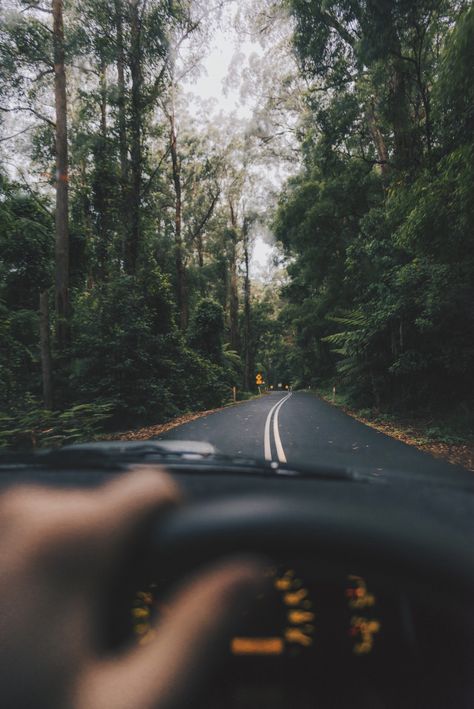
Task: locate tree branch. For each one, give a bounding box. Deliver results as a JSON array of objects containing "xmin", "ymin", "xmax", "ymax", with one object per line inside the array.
[
  {"xmin": 34, "ymin": 68, "xmax": 55, "ymax": 82},
  {"xmin": 189, "ymin": 190, "xmax": 221, "ymax": 243},
  {"xmin": 145, "ymin": 61, "xmax": 170, "ymax": 108},
  {"xmin": 20, "ymin": 3, "xmax": 52, "ymax": 13},
  {"xmin": 0, "ymin": 105, "xmax": 55, "ymax": 127},
  {"xmin": 0, "ymin": 124, "xmax": 38, "ymax": 143},
  {"xmin": 320, "ymin": 10, "xmax": 356, "ymax": 47},
  {"xmin": 142, "ymin": 145, "xmax": 171, "ymax": 196}
]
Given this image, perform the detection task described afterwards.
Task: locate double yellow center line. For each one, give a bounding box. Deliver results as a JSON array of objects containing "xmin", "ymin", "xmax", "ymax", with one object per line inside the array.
[{"xmin": 264, "ymin": 392, "xmax": 292, "ymax": 464}]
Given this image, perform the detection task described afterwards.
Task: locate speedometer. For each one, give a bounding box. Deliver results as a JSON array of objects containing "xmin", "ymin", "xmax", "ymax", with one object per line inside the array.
[
  {"xmin": 231, "ymin": 567, "xmax": 315, "ymax": 657},
  {"xmin": 131, "ymin": 568, "xmax": 382, "ymax": 660},
  {"xmin": 131, "ymin": 567, "xmax": 316, "ymax": 656}
]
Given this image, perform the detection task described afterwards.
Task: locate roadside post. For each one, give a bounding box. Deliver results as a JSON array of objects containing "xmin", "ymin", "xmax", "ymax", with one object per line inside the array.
[{"xmin": 233, "ymin": 386, "xmax": 237, "ymax": 403}]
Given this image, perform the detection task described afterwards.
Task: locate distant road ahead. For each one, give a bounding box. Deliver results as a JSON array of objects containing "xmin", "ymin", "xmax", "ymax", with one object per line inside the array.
[{"xmin": 157, "ymin": 392, "xmax": 471, "ymax": 481}]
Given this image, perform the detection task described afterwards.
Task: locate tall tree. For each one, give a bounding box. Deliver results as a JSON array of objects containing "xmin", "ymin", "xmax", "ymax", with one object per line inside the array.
[
  {"xmin": 167, "ymin": 93, "xmax": 187, "ymax": 328},
  {"xmin": 52, "ymin": 0, "xmax": 70, "ymax": 348},
  {"xmin": 242, "ymin": 216, "xmax": 252, "ymax": 391}
]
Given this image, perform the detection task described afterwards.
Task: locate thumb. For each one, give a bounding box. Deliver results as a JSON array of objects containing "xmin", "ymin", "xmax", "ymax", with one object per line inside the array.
[{"xmin": 76, "ymin": 558, "xmax": 267, "ymax": 709}]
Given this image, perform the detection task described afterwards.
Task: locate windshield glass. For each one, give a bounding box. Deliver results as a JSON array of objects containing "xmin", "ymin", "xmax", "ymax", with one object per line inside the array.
[{"xmin": 1, "ymin": 0, "xmax": 473, "ymax": 480}]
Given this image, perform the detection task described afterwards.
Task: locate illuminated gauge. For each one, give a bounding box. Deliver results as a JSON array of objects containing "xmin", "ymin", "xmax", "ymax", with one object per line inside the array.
[
  {"xmin": 231, "ymin": 568, "xmax": 315, "ymax": 657},
  {"xmin": 131, "ymin": 584, "xmax": 165, "ymax": 646},
  {"xmin": 345, "ymin": 575, "xmax": 381, "ymax": 656},
  {"xmin": 132, "ymin": 569, "xmax": 315, "ymax": 656}
]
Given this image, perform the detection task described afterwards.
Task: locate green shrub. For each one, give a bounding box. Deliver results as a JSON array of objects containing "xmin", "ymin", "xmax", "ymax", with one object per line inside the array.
[{"xmin": 0, "ymin": 400, "xmax": 114, "ymax": 450}]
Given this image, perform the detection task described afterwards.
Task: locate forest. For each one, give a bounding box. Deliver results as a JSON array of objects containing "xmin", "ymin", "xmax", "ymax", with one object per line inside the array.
[{"xmin": 1, "ymin": 0, "xmax": 473, "ymax": 448}]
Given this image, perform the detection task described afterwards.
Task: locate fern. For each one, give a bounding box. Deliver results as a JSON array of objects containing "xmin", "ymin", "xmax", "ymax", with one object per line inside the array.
[{"xmin": 322, "ymin": 310, "xmax": 367, "ymax": 381}]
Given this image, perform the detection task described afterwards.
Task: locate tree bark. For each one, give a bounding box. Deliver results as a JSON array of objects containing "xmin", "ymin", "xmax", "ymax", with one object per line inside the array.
[
  {"xmin": 39, "ymin": 291, "xmax": 53, "ymax": 410},
  {"xmin": 169, "ymin": 107, "xmax": 187, "ymax": 330},
  {"xmin": 228, "ymin": 200, "xmax": 239, "ymax": 351},
  {"xmin": 52, "ymin": 0, "xmax": 69, "ymax": 349},
  {"xmin": 242, "ymin": 218, "xmax": 252, "ymax": 391},
  {"xmin": 366, "ymin": 100, "xmax": 390, "ymax": 182},
  {"xmin": 197, "ymin": 232, "xmax": 204, "ymax": 268},
  {"xmin": 191, "ymin": 190, "xmax": 220, "ymax": 286},
  {"xmin": 114, "ymin": 0, "xmax": 130, "ymax": 269},
  {"xmin": 95, "ymin": 59, "xmax": 109, "ymax": 280},
  {"xmin": 126, "ymin": 0, "xmax": 142, "ymax": 274},
  {"xmin": 389, "ymin": 56, "xmax": 413, "ymax": 169},
  {"xmin": 99, "ymin": 60, "xmax": 107, "ymax": 139}
]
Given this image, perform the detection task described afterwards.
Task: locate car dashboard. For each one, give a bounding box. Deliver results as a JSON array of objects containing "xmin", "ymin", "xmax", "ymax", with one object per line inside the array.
[
  {"xmin": 1, "ymin": 447, "xmax": 474, "ymax": 708},
  {"xmin": 127, "ymin": 558, "xmax": 472, "ymax": 709}
]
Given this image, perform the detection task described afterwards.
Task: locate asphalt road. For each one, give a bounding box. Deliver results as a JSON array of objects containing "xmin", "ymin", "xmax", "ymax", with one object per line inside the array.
[{"xmin": 157, "ymin": 391, "xmax": 471, "ymax": 481}]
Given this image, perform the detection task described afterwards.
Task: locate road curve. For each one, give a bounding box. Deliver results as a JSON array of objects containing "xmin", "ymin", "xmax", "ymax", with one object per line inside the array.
[{"xmin": 157, "ymin": 391, "xmax": 471, "ymax": 481}]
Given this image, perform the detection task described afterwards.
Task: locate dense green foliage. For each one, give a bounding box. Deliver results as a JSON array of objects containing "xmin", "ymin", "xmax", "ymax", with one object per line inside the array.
[
  {"xmin": 274, "ymin": 2, "xmax": 474, "ymax": 414},
  {"xmin": 1, "ymin": 0, "xmax": 473, "ymax": 448},
  {"xmin": 0, "ymin": 0, "xmax": 266, "ymax": 447},
  {"xmin": 0, "ymin": 177, "xmax": 53, "ymax": 408}
]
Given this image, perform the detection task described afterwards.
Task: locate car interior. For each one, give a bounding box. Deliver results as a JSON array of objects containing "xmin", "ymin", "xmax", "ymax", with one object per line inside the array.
[{"xmin": 2, "ymin": 441, "xmax": 473, "ymax": 709}]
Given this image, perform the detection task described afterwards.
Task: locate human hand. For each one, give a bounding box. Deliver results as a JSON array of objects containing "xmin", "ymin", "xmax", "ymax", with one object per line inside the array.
[{"xmin": 0, "ymin": 468, "xmax": 264, "ymax": 709}]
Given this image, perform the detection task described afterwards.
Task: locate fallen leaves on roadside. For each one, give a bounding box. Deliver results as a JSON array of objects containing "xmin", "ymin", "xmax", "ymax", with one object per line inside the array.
[{"xmin": 104, "ymin": 407, "xmax": 226, "ymax": 442}]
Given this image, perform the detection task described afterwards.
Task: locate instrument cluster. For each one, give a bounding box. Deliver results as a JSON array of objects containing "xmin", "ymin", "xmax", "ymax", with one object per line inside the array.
[{"xmin": 131, "ymin": 563, "xmax": 397, "ymax": 665}]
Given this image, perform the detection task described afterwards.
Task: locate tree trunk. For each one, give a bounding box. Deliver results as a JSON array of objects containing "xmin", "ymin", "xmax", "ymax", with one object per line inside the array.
[
  {"xmin": 79, "ymin": 158, "xmax": 95, "ymax": 288},
  {"xmin": 169, "ymin": 107, "xmax": 188, "ymax": 330},
  {"xmin": 197, "ymin": 232, "xmax": 204, "ymax": 269},
  {"xmin": 126, "ymin": 0, "xmax": 142, "ymax": 274},
  {"xmin": 99, "ymin": 60, "xmax": 107, "ymax": 139},
  {"xmin": 52, "ymin": 0, "xmax": 69, "ymax": 349},
  {"xmin": 114, "ymin": 0, "xmax": 130, "ymax": 269},
  {"xmin": 228, "ymin": 201, "xmax": 239, "ymax": 351},
  {"xmin": 242, "ymin": 219, "xmax": 252, "ymax": 391},
  {"xmin": 366, "ymin": 100, "xmax": 390, "ymax": 182},
  {"xmin": 39, "ymin": 291, "xmax": 53, "ymax": 410},
  {"xmin": 389, "ymin": 56, "xmax": 413, "ymax": 170},
  {"xmin": 95, "ymin": 59, "xmax": 109, "ymax": 280},
  {"xmin": 414, "ymin": 59, "xmax": 432, "ymax": 157}
]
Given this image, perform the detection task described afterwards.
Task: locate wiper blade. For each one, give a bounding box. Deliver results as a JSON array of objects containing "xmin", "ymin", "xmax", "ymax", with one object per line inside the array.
[
  {"xmin": 39, "ymin": 440, "xmax": 219, "ymax": 469},
  {"xmin": 0, "ymin": 440, "xmax": 362, "ymax": 482},
  {"xmin": 274, "ymin": 463, "xmax": 361, "ymax": 482}
]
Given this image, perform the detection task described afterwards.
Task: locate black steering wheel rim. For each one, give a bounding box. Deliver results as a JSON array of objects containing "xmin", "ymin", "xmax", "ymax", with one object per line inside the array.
[{"xmin": 153, "ymin": 493, "xmax": 474, "ymax": 604}]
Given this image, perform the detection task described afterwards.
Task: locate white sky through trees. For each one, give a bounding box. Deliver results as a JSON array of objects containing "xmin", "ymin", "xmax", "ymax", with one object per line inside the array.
[
  {"xmin": 183, "ymin": 1, "xmax": 277, "ymax": 278},
  {"xmin": 1, "ymin": 0, "xmax": 283, "ymax": 279}
]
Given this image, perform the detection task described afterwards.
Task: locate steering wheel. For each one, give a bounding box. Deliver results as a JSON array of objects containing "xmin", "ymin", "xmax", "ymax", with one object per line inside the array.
[
  {"xmin": 155, "ymin": 493, "xmax": 474, "ymax": 595},
  {"xmin": 124, "ymin": 493, "xmax": 473, "ymax": 709}
]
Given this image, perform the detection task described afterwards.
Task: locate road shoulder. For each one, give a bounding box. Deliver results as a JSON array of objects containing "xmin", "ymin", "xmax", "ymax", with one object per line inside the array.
[
  {"xmin": 104, "ymin": 395, "xmax": 266, "ymax": 442},
  {"xmin": 311, "ymin": 390, "xmax": 474, "ymax": 473}
]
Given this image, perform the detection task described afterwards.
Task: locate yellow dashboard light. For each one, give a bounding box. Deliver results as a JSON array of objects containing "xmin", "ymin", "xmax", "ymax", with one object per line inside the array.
[
  {"xmin": 132, "ymin": 607, "xmax": 150, "ymax": 619},
  {"xmin": 275, "ymin": 578, "xmax": 292, "ymax": 591},
  {"xmin": 283, "ymin": 589, "xmax": 308, "ymax": 606},
  {"xmin": 287, "ymin": 610, "xmax": 315, "ymax": 624},
  {"xmin": 284, "ymin": 628, "xmax": 313, "ymax": 647},
  {"xmin": 231, "ymin": 637, "xmax": 284, "ymax": 656},
  {"xmin": 351, "ymin": 617, "xmax": 381, "ymax": 655}
]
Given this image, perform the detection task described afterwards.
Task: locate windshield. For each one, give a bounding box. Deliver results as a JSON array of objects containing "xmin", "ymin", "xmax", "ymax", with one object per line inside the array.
[{"xmin": 0, "ymin": 0, "xmax": 473, "ymax": 480}]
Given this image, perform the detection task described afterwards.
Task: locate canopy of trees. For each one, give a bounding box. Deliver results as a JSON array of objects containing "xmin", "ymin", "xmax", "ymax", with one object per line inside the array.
[
  {"xmin": 275, "ymin": 1, "xmax": 474, "ymax": 414},
  {"xmin": 1, "ymin": 0, "xmax": 472, "ymax": 446}
]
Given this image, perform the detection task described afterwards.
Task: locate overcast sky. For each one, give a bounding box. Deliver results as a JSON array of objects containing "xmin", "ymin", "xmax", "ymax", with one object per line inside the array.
[{"xmin": 182, "ymin": 2, "xmax": 277, "ymax": 278}]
